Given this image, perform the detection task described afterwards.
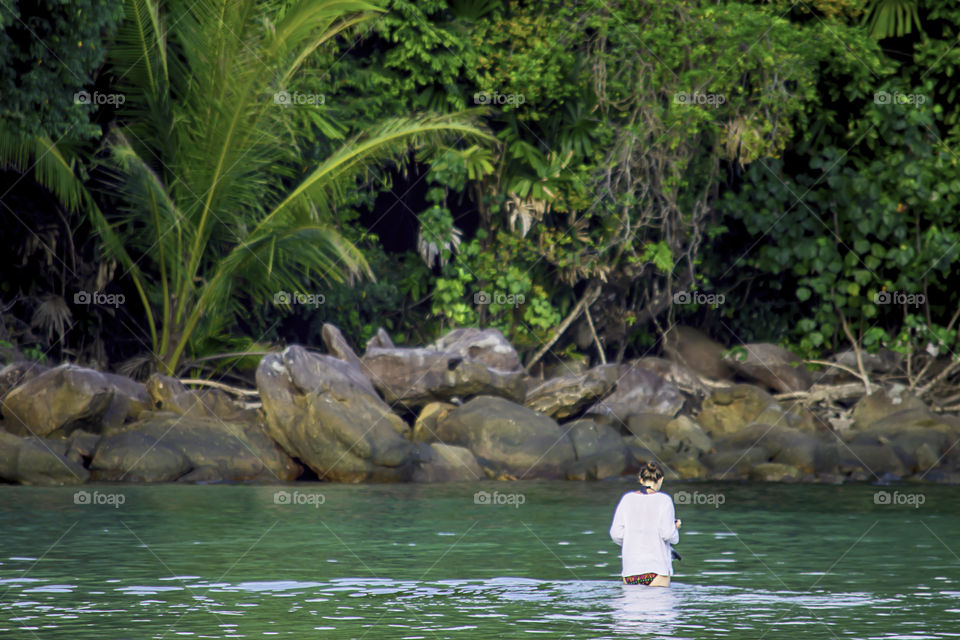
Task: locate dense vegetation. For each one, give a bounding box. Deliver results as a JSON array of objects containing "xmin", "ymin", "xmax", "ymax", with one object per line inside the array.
[{"xmin": 2, "ymin": 0, "xmax": 959, "ymax": 382}]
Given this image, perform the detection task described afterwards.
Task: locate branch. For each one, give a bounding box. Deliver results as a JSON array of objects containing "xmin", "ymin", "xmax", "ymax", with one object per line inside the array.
[{"xmin": 525, "ymin": 281, "xmax": 601, "ymax": 372}]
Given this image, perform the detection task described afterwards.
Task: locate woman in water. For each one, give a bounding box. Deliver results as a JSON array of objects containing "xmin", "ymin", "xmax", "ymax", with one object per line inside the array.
[{"xmin": 609, "ymin": 461, "xmax": 681, "ymax": 587}]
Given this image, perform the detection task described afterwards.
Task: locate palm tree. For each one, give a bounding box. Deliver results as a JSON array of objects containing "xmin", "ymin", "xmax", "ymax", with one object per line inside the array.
[{"xmin": 2, "ymin": 0, "xmax": 488, "ymax": 374}]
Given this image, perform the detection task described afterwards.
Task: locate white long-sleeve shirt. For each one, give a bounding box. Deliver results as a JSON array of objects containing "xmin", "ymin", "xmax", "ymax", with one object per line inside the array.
[{"xmin": 609, "ymin": 490, "xmax": 680, "ymax": 576}]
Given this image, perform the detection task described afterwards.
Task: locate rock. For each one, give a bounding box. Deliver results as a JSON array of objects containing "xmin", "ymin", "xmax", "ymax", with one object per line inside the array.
[
  {"xmin": 2, "ymin": 364, "xmax": 114, "ymax": 437},
  {"xmin": 145, "ymin": 374, "xmax": 185, "ymax": 408},
  {"xmin": 697, "ymin": 384, "xmax": 781, "ymax": 436},
  {"xmin": 749, "ymin": 462, "xmax": 802, "ymax": 482},
  {"xmin": 702, "ymin": 447, "xmax": 769, "ymax": 479},
  {"xmin": 365, "ymin": 327, "xmax": 395, "ymax": 351},
  {"xmin": 833, "ymin": 349, "xmax": 902, "ymax": 374},
  {"xmin": 0, "ymin": 361, "xmax": 50, "ymax": 400},
  {"xmin": 0, "ymin": 430, "xmax": 90, "ymax": 485},
  {"xmin": 717, "ymin": 423, "xmax": 821, "ymax": 472},
  {"xmin": 723, "ymin": 343, "xmax": 812, "ymax": 393},
  {"xmin": 631, "ymin": 357, "xmax": 708, "ymax": 394},
  {"xmin": 564, "ymin": 420, "xmax": 630, "ymax": 480},
  {"xmin": 90, "ymin": 413, "xmax": 299, "ymax": 483},
  {"xmin": 585, "ymin": 364, "xmax": 683, "ymax": 426},
  {"xmin": 541, "ymin": 358, "xmax": 590, "ymax": 380},
  {"xmin": 412, "ymin": 443, "xmax": 484, "ymax": 482},
  {"xmin": 430, "ymin": 327, "xmax": 522, "ymax": 372},
  {"xmin": 361, "ymin": 346, "xmax": 526, "ymax": 409},
  {"xmin": 915, "ymin": 443, "xmax": 940, "ymax": 472},
  {"xmin": 99, "ymin": 373, "xmax": 151, "ymax": 431},
  {"xmin": 65, "ymin": 430, "xmax": 100, "ymax": 465},
  {"xmin": 662, "ymin": 326, "xmax": 734, "ymax": 381},
  {"xmin": 622, "ymin": 436, "xmax": 661, "ymax": 469},
  {"xmin": 664, "ymin": 415, "xmax": 713, "ymax": 456},
  {"xmin": 524, "ymin": 364, "xmax": 618, "ymax": 419},
  {"xmin": 412, "ymin": 402, "xmax": 457, "ymax": 443},
  {"xmin": 851, "ymin": 388, "xmax": 927, "ymax": 430},
  {"xmin": 670, "ymin": 457, "xmax": 709, "ymax": 480},
  {"xmin": 322, "ymin": 323, "xmax": 362, "ymax": 365},
  {"xmin": 91, "ymin": 430, "xmax": 191, "ymax": 482},
  {"xmin": 837, "ymin": 443, "xmax": 907, "ymax": 478},
  {"xmin": 257, "ymin": 346, "xmax": 416, "ymax": 482},
  {"xmin": 433, "ymin": 396, "xmax": 575, "ymax": 479}
]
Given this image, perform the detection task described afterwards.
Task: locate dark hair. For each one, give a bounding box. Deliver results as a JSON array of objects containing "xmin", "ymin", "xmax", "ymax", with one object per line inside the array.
[{"xmin": 639, "ymin": 461, "xmax": 663, "ymax": 483}]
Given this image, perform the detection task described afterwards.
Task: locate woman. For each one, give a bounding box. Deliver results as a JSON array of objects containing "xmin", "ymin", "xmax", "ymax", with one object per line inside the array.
[{"xmin": 609, "ymin": 461, "xmax": 681, "ymax": 587}]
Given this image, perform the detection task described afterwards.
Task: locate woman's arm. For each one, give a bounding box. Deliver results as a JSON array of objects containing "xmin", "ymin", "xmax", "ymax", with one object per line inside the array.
[
  {"xmin": 609, "ymin": 497, "xmax": 626, "ymax": 546},
  {"xmin": 659, "ymin": 497, "xmax": 680, "ymax": 544}
]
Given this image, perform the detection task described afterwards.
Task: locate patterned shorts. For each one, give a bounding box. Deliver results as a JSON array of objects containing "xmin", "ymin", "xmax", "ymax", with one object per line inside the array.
[{"xmin": 623, "ymin": 573, "xmax": 658, "ymax": 586}]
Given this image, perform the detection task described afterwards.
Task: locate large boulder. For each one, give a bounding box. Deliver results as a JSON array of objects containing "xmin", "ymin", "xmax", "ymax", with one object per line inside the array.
[
  {"xmin": 662, "ymin": 326, "xmax": 734, "ymax": 381},
  {"xmin": 717, "ymin": 423, "xmax": 822, "ymax": 473},
  {"xmin": 2, "ymin": 364, "xmax": 114, "ymax": 437},
  {"xmin": 145, "ymin": 374, "xmax": 253, "ymax": 425},
  {"xmin": 697, "ymin": 384, "xmax": 782, "ymax": 436},
  {"xmin": 851, "ymin": 388, "xmax": 927, "ymax": 430},
  {"xmin": 412, "ymin": 443, "xmax": 484, "ymax": 482},
  {"xmin": 564, "ymin": 420, "xmax": 630, "ymax": 480},
  {"xmin": 257, "ymin": 346, "xmax": 417, "ymax": 482},
  {"xmin": 724, "ymin": 343, "xmax": 812, "ymax": 393},
  {"xmin": 0, "ymin": 361, "xmax": 50, "ymax": 400},
  {"xmin": 749, "ymin": 462, "xmax": 803, "ymax": 482},
  {"xmin": 90, "ymin": 413, "xmax": 299, "ymax": 483},
  {"xmin": 100, "ymin": 372, "xmax": 152, "ymax": 429},
  {"xmin": 630, "ymin": 357, "xmax": 709, "ymax": 394},
  {"xmin": 430, "ymin": 327, "xmax": 522, "ymax": 372},
  {"xmin": 0, "ymin": 430, "xmax": 89, "ymax": 485},
  {"xmin": 585, "ymin": 364, "xmax": 683, "ymax": 426},
  {"xmin": 360, "ymin": 347, "xmax": 526, "ymax": 409},
  {"xmin": 321, "ymin": 323, "xmax": 362, "ymax": 366},
  {"xmin": 702, "ymin": 447, "xmax": 770, "ymax": 479},
  {"xmin": 433, "ymin": 396, "xmax": 575, "ymax": 479},
  {"xmin": 411, "ymin": 402, "xmax": 457, "ymax": 443},
  {"xmin": 525, "ymin": 364, "xmax": 618, "ymax": 419}
]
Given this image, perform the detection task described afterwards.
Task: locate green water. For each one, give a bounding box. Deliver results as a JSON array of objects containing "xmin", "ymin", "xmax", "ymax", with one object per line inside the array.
[{"xmin": 1, "ymin": 481, "xmax": 958, "ymax": 639}]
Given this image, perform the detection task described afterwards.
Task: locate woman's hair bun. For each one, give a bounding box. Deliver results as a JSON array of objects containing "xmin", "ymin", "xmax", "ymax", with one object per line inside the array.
[{"xmin": 639, "ymin": 461, "xmax": 664, "ymax": 482}]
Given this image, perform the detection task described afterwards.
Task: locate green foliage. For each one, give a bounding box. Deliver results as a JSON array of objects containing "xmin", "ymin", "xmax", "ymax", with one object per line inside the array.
[{"xmin": 0, "ymin": 0, "xmax": 123, "ymax": 139}]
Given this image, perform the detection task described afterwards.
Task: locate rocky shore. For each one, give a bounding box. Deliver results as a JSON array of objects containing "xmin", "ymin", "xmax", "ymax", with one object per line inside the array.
[{"xmin": 1, "ymin": 324, "xmax": 959, "ymax": 486}]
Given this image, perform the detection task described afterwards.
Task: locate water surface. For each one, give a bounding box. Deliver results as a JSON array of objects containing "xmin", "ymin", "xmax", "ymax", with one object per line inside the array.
[{"xmin": 1, "ymin": 481, "xmax": 958, "ymax": 638}]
